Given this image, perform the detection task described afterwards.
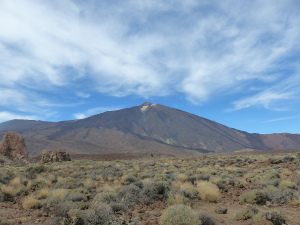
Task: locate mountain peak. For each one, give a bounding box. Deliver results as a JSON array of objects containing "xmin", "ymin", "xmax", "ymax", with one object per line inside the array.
[
  {"xmin": 140, "ymin": 102, "xmax": 153, "ymax": 107},
  {"xmin": 139, "ymin": 102, "xmax": 155, "ymax": 112}
]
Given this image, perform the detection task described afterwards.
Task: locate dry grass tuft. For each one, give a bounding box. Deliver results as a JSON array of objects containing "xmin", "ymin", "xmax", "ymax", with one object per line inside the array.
[
  {"xmin": 51, "ymin": 189, "xmax": 68, "ymax": 199},
  {"xmin": 38, "ymin": 189, "xmax": 50, "ymax": 199},
  {"xmin": 0, "ymin": 185, "xmax": 16, "ymax": 197},
  {"xmin": 9, "ymin": 177, "xmax": 22, "ymax": 187},
  {"xmin": 22, "ymin": 195, "xmax": 38, "ymax": 210},
  {"xmin": 197, "ymin": 181, "xmax": 221, "ymax": 202},
  {"xmin": 167, "ymin": 193, "xmax": 190, "ymax": 206},
  {"xmin": 176, "ymin": 173, "xmax": 188, "ymax": 183}
]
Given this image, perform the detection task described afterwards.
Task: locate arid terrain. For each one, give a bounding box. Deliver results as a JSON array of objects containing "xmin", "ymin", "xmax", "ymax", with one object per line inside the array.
[{"xmin": 0, "ymin": 150, "xmax": 299, "ymax": 225}]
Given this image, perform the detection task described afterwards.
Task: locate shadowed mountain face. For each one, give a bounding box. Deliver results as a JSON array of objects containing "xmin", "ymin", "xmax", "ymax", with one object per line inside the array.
[{"xmin": 1, "ymin": 102, "xmax": 300, "ymax": 157}]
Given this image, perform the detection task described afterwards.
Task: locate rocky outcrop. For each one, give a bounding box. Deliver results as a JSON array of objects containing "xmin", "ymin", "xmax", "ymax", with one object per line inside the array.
[
  {"xmin": 41, "ymin": 149, "xmax": 71, "ymax": 163},
  {"xmin": 0, "ymin": 131, "xmax": 29, "ymax": 162}
]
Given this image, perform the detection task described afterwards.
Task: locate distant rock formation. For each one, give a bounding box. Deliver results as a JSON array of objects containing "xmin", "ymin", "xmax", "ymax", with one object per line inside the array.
[
  {"xmin": 41, "ymin": 149, "xmax": 71, "ymax": 163},
  {"xmin": 0, "ymin": 131, "xmax": 29, "ymax": 162}
]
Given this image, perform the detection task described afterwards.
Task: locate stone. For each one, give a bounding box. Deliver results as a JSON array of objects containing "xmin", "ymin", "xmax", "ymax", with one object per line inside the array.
[
  {"xmin": 215, "ymin": 206, "xmax": 228, "ymax": 214},
  {"xmin": 0, "ymin": 131, "xmax": 29, "ymax": 162},
  {"xmin": 40, "ymin": 149, "xmax": 71, "ymax": 163}
]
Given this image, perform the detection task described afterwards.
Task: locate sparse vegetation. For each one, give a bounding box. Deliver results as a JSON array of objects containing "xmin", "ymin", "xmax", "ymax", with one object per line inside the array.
[
  {"xmin": 0, "ymin": 152, "xmax": 299, "ymax": 224},
  {"xmin": 160, "ymin": 204, "xmax": 200, "ymax": 225}
]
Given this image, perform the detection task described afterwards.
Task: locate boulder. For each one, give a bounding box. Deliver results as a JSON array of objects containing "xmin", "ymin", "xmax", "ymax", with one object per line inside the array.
[
  {"xmin": 0, "ymin": 131, "xmax": 29, "ymax": 162},
  {"xmin": 41, "ymin": 149, "xmax": 71, "ymax": 163}
]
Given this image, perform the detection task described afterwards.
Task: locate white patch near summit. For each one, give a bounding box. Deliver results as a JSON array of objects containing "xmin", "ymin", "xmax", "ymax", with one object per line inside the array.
[{"xmin": 141, "ymin": 105, "xmax": 149, "ymax": 112}]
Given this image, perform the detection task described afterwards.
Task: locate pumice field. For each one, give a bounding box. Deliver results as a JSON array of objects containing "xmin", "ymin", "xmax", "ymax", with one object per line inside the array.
[{"xmin": 0, "ymin": 152, "xmax": 299, "ymax": 225}]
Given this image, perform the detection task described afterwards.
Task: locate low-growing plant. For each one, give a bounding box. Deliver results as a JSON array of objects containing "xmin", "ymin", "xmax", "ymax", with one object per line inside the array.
[
  {"xmin": 38, "ymin": 189, "xmax": 50, "ymax": 199},
  {"xmin": 160, "ymin": 204, "xmax": 200, "ymax": 225},
  {"xmin": 93, "ymin": 190, "xmax": 116, "ymax": 205},
  {"xmin": 63, "ymin": 209, "xmax": 85, "ymax": 225},
  {"xmin": 267, "ymin": 189, "xmax": 298, "ymax": 205},
  {"xmin": 239, "ymin": 190, "xmax": 268, "ymax": 205},
  {"xmin": 25, "ymin": 165, "xmax": 46, "ymax": 179},
  {"xmin": 236, "ymin": 206, "xmax": 258, "ymax": 221},
  {"xmin": 167, "ymin": 193, "xmax": 190, "ymax": 206},
  {"xmin": 51, "ymin": 189, "xmax": 68, "ymax": 199},
  {"xmin": 176, "ymin": 173, "xmax": 188, "ymax": 183},
  {"xmin": 9, "ymin": 177, "xmax": 22, "ymax": 187},
  {"xmin": 117, "ymin": 184, "xmax": 140, "ymax": 208},
  {"xmin": 64, "ymin": 189, "xmax": 89, "ymax": 202},
  {"xmin": 84, "ymin": 203, "xmax": 119, "ymax": 224},
  {"xmin": 197, "ymin": 181, "xmax": 220, "ymax": 202},
  {"xmin": 278, "ymin": 181, "xmax": 298, "ymax": 190},
  {"xmin": 253, "ymin": 210, "xmax": 290, "ymax": 225},
  {"xmin": 52, "ymin": 200, "xmax": 81, "ymax": 218},
  {"xmin": 0, "ymin": 185, "xmax": 16, "ymax": 200},
  {"xmin": 22, "ymin": 195, "xmax": 38, "ymax": 210},
  {"xmin": 140, "ymin": 180, "xmax": 170, "ymax": 205},
  {"xmin": 121, "ymin": 175, "xmax": 137, "ymax": 185}
]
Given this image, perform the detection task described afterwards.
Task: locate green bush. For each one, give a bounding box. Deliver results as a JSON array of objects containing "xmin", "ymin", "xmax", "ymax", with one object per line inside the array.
[
  {"xmin": 62, "ymin": 209, "xmax": 84, "ymax": 225},
  {"xmin": 94, "ymin": 191, "xmax": 117, "ymax": 205},
  {"xmin": 254, "ymin": 210, "xmax": 290, "ymax": 225},
  {"xmin": 236, "ymin": 206, "xmax": 258, "ymax": 221},
  {"xmin": 140, "ymin": 180, "xmax": 170, "ymax": 205},
  {"xmin": 266, "ymin": 189, "xmax": 298, "ymax": 205},
  {"xmin": 239, "ymin": 190, "xmax": 268, "ymax": 205},
  {"xmin": 160, "ymin": 204, "xmax": 200, "ymax": 225},
  {"xmin": 84, "ymin": 203, "xmax": 118, "ymax": 225},
  {"xmin": 25, "ymin": 165, "xmax": 46, "ymax": 179},
  {"xmin": 52, "ymin": 201, "xmax": 81, "ymax": 218},
  {"xmin": 64, "ymin": 189, "xmax": 88, "ymax": 202},
  {"xmin": 117, "ymin": 184, "xmax": 140, "ymax": 208},
  {"xmin": 278, "ymin": 181, "xmax": 298, "ymax": 191}
]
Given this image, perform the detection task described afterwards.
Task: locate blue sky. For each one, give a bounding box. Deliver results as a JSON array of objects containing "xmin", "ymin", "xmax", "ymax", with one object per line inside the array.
[{"xmin": 0, "ymin": 0, "xmax": 300, "ymax": 134}]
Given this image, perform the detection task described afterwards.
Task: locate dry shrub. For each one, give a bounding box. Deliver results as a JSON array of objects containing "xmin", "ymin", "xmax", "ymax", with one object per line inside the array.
[
  {"xmin": 38, "ymin": 189, "xmax": 50, "ymax": 199},
  {"xmin": 167, "ymin": 193, "xmax": 190, "ymax": 206},
  {"xmin": 289, "ymin": 197, "xmax": 300, "ymax": 206},
  {"xmin": 0, "ymin": 185, "xmax": 16, "ymax": 197},
  {"xmin": 176, "ymin": 174, "xmax": 188, "ymax": 183},
  {"xmin": 9, "ymin": 177, "xmax": 22, "ymax": 187},
  {"xmin": 51, "ymin": 189, "xmax": 68, "ymax": 199},
  {"xmin": 172, "ymin": 181, "xmax": 182, "ymax": 191},
  {"xmin": 22, "ymin": 195, "xmax": 38, "ymax": 209},
  {"xmin": 36, "ymin": 175, "xmax": 51, "ymax": 186},
  {"xmin": 239, "ymin": 190, "xmax": 268, "ymax": 205},
  {"xmin": 27, "ymin": 181, "xmax": 33, "ymax": 190},
  {"xmin": 160, "ymin": 204, "xmax": 199, "ymax": 225},
  {"xmin": 84, "ymin": 178, "xmax": 95, "ymax": 189},
  {"xmin": 197, "ymin": 181, "xmax": 220, "ymax": 202}
]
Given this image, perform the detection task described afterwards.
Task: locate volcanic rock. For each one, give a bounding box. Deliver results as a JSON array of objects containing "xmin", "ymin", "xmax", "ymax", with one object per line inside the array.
[
  {"xmin": 0, "ymin": 131, "xmax": 29, "ymax": 162},
  {"xmin": 41, "ymin": 149, "xmax": 71, "ymax": 163}
]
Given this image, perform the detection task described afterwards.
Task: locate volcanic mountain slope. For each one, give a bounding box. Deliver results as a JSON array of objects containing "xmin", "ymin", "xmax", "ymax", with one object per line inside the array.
[{"xmin": 1, "ymin": 102, "xmax": 300, "ymax": 157}]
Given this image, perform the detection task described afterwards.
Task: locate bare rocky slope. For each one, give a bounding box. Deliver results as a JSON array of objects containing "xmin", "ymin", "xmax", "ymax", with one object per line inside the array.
[{"xmin": 0, "ymin": 102, "xmax": 300, "ymax": 157}]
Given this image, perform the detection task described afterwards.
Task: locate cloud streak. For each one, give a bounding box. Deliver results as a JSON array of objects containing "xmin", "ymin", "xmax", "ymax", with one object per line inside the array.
[
  {"xmin": 0, "ymin": 0, "xmax": 299, "ymax": 121},
  {"xmin": 73, "ymin": 107, "xmax": 120, "ymax": 120}
]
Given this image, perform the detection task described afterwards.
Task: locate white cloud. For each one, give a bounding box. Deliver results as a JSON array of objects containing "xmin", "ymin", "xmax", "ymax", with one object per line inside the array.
[
  {"xmin": 261, "ymin": 115, "xmax": 300, "ymax": 123},
  {"xmin": 73, "ymin": 107, "xmax": 120, "ymax": 119},
  {"xmin": 0, "ymin": 0, "xmax": 299, "ymax": 116},
  {"xmin": 231, "ymin": 74, "xmax": 300, "ymax": 111},
  {"xmin": 0, "ymin": 111, "xmax": 38, "ymax": 123},
  {"xmin": 77, "ymin": 92, "xmax": 91, "ymax": 98}
]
